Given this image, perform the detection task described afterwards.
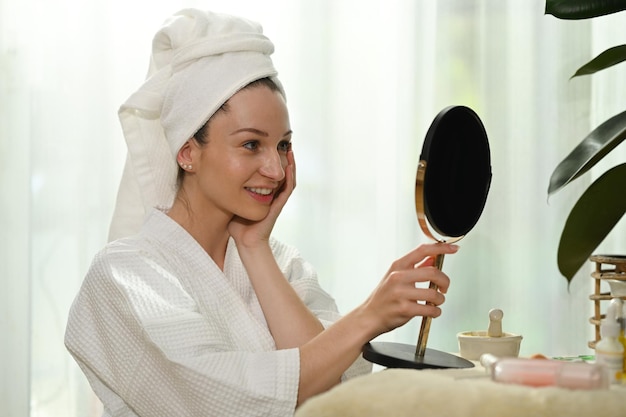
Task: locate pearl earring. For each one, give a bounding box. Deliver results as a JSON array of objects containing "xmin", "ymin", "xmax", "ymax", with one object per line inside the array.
[{"xmin": 179, "ymin": 163, "xmax": 192, "ymax": 170}]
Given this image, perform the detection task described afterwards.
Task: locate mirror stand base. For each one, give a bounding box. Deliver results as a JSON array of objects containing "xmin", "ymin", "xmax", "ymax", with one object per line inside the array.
[{"xmin": 363, "ymin": 341, "xmax": 474, "ymax": 370}]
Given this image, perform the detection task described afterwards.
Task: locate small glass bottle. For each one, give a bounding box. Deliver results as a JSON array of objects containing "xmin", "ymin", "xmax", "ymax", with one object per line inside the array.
[
  {"xmin": 595, "ymin": 300, "xmax": 624, "ymax": 385},
  {"xmin": 608, "ymin": 297, "xmax": 625, "ymax": 383}
]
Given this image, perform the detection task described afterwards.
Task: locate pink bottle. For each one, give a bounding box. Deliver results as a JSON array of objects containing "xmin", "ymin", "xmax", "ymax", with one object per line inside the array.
[{"xmin": 480, "ymin": 354, "xmax": 609, "ymax": 390}]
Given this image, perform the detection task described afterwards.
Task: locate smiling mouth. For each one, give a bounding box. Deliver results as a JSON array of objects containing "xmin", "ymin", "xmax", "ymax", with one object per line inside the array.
[{"xmin": 246, "ymin": 187, "xmax": 274, "ymax": 196}]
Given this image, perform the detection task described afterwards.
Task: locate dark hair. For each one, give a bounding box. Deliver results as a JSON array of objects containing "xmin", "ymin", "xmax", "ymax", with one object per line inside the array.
[{"xmin": 175, "ymin": 77, "xmax": 283, "ymax": 186}]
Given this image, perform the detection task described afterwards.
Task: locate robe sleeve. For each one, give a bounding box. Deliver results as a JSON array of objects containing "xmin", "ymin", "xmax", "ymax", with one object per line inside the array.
[
  {"xmin": 65, "ymin": 247, "xmax": 300, "ymax": 417},
  {"xmin": 271, "ymin": 239, "xmax": 373, "ymax": 380}
]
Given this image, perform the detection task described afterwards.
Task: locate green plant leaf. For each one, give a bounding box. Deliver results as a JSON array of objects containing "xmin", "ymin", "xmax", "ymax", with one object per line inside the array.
[
  {"xmin": 557, "ymin": 163, "xmax": 626, "ymax": 282},
  {"xmin": 548, "ymin": 109, "xmax": 626, "ymax": 195},
  {"xmin": 572, "ymin": 44, "xmax": 626, "ymax": 77},
  {"xmin": 546, "ymin": 0, "xmax": 626, "ymax": 19}
]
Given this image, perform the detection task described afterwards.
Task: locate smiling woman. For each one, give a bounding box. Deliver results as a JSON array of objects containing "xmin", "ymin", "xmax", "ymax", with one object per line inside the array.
[
  {"xmin": 168, "ymin": 79, "xmax": 294, "ymax": 241},
  {"xmin": 63, "ymin": 8, "xmax": 460, "ymax": 417}
]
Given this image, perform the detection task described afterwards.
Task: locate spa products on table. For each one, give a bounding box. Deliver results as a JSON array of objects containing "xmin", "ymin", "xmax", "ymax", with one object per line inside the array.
[
  {"xmin": 480, "ymin": 354, "xmax": 609, "ymax": 390},
  {"xmin": 595, "ymin": 298, "xmax": 625, "ymax": 385},
  {"xmin": 457, "ymin": 309, "xmax": 523, "ymax": 360}
]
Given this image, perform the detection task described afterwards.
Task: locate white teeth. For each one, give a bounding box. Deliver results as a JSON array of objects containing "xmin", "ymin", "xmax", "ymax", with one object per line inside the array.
[{"xmin": 248, "ymin": 187, "xmax": 272, "ymax": 195}]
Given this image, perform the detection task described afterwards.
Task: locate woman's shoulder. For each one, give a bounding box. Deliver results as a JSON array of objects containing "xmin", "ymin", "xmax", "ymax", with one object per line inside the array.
[
  {"xmin": 82, "ymin": 235, "xmax": 194, "ymax": 306},
  {"xmin": 94, "ymin": 235, "xmax": 150, "ymax": 263},
  {"xmin": 86, "ymin": 234, "xmax": 170, "ymax": 282}
]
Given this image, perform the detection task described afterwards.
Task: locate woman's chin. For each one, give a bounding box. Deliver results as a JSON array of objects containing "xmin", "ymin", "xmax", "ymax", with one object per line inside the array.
[{"xmin": 236, "ymin": 208, "xmax": 271, "ymax": 223}]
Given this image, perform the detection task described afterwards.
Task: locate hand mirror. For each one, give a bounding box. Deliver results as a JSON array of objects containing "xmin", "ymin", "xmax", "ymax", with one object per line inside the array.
[{"xmin": 363, "ymin": 105, "xmax": 492, "ymax": 369}]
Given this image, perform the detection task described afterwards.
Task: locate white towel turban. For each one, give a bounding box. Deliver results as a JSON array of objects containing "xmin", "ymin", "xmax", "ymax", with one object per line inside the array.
[{"xmin": 108, "ymin": 9, "xmax": 284, "ymax": 241}]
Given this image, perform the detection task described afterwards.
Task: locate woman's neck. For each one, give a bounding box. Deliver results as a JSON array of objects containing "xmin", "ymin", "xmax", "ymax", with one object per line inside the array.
[{"xmin": 167, "ymin": 199, "xmax": 231, "ymax": 270}]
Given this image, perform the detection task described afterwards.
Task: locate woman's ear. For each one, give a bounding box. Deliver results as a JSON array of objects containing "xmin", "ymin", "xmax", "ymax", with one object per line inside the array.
[{"xmin": 177, "ymin": 140, "xmax": 194, "ymax": 171}]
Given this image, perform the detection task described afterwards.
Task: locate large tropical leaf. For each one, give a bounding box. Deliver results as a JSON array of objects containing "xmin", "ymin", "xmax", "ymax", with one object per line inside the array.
[
  {"xmin": 557, "ymin": 163, "xmax": 626, "ymax": 282},
  {"xmin": 572, "ymin": 44, "xmax": 626, "ymax": 77},
  {"xmin": 546, "ymin": 0, "xmax": 626, "ymax": 19},
  {"xmin": 548, "ymin": 109, "xmax": 626, "ymax": 195}
]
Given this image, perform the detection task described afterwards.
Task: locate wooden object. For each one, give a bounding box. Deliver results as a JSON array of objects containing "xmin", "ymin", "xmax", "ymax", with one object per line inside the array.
[{"xmin": 589, "ymin": 254, "xmax": 626, "ymax": 349}]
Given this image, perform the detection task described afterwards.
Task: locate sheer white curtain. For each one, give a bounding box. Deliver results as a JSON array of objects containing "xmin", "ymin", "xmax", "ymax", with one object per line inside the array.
[{"xmin": 2, "ymin": 0, "xmax": 624, "ymax": 416}]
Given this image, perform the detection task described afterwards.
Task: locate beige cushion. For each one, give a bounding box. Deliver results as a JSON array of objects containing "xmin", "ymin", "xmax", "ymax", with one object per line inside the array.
[{"xmin": 296, "ymin": 368, "xmax": 626, "ymax": 417}]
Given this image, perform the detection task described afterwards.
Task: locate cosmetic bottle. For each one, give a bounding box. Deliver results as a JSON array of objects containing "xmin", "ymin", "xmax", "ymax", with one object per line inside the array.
[
  {"xmin": 479, "ymin": 354, "xmax": 608, "ymax": 390},
  {"xmin": 608, "ymin": 297, "xmax": 625, "ymax": 381},
  {"xmin": 595, "ymin": 300, "xmax": 624, "ymax": 385}
]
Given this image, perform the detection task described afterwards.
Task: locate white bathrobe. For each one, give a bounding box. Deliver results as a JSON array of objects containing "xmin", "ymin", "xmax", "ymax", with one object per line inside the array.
[{"xmin": 65, "ymin": 209, "xmax": 371, "ymax": 417}]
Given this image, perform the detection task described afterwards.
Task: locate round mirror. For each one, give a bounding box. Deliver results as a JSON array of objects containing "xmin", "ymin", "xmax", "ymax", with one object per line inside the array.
[
  {"xmin": 416, "ymin": 105, "xmax": 491, "ymax": 241},
  {"xmin": 363, "ymin": 105, "xmax": 491, "ymax": 370}
]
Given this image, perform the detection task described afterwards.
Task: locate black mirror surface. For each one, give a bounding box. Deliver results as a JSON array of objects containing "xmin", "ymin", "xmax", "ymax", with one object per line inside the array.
[{"xmin": 419, "ymin": 105, "xmax": 492, "ymax": 239}]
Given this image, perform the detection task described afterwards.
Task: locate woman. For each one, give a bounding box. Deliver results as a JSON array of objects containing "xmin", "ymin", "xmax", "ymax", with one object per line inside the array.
[{"xmin": 65, "ymin": 9, "xmax": 457, "ymax": 417}]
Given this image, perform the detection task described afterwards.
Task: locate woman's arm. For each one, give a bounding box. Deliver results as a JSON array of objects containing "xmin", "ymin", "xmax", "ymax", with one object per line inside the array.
[
  {"xmin": 236, "ymin": 242, "xmax": 326, "ymax": 349},
  {"xmin": 238, "ymin": 238, "xmax": 457, "ymax": 406},
  {"xmin": 230, "ymin": 150, "xmax": 326, "ymax": 349},
  {"xmin": 296, "ymin": 243, "xmax": 456, "ymax": 405},
  {"xmin": 229, "ymin": 149, "xmax": 458, "ymax": 405}
]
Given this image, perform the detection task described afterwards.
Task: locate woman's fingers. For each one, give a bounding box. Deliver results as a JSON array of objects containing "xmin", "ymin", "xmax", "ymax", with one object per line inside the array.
[
  {"xmin": 387, "ymin": 268, "xmax": 449, "ymax": 303},
  {"xmin": 271, "ymin": 150, "xmax": 295, "ymax": 209},
  {"xmin": 420, "ymin": 266, "xmax": 451, "ymax": 294},
  {"xmin": 389, "ymin": 264, "xmax": 451, "ymax": 293},
  {"xmin": 289, "ymin": 149, "xmax": 296, "ymax": 190},
  {"xmin": 407, "ymin": 286, "xmax": 446, "ymax": 308},
  {"xmin": 390, "ymin": 243, "xmax": 459, "ymax": 271},
  {"xmin": 362, "ymin": 243, "xmax": 459, "ymax": 337}
]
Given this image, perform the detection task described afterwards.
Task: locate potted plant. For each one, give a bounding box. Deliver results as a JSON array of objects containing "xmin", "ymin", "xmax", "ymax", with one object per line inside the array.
[{"xmin": 545, "ymin": 0, "xmax": 626, "ymax": 284}]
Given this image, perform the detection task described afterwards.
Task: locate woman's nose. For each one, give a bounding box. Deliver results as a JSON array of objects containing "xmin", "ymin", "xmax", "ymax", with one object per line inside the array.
[{"xmin": 259, "ymin": 150, "xmax": 285, "ymax": 180}]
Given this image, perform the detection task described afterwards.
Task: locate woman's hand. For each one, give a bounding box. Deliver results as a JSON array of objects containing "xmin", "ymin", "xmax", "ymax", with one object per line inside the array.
[
  {"xmin": 228, "ymin": 149, "xmax": 296, "ymax": 249},
  {"xmin": 227, "ymin": 150, "xmax": 325, "ymax": 351},
  {"xmin": 297, "ymin": 243, "xmax": 458, "ymax": 404},
  {"xmin": 358, "ymin": 243, "xmax": 458, "ymax": 339}
]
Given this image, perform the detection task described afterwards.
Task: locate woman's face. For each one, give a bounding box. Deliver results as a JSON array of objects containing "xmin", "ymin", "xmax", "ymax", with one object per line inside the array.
[{"xmin": 185, "ymin": 85, "xmax": 292, "ymax": 222}]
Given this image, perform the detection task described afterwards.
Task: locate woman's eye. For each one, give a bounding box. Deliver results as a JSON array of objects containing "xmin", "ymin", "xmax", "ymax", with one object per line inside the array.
[
  {"xmin": 243, "ymin": 141, "xmax": 259, "ymax": 151},
  {"xmin": 278, "ymin": 141, "xmax": 291, "ymax": 153}
]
